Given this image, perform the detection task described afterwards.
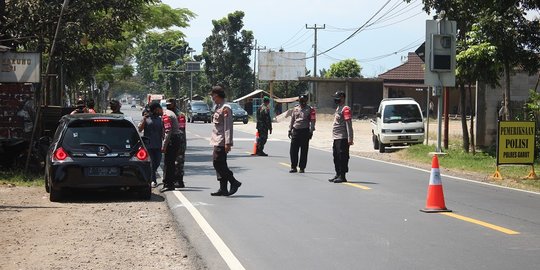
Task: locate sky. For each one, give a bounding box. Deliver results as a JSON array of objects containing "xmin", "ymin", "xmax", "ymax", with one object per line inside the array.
[{"xmin": 160, "ymin": 0, "xmax": 432, "ymax": 77}]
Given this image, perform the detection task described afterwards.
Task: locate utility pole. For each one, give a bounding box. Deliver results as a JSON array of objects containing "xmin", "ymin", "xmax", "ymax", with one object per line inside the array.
[
  {"xmin": 306, "ymin": 24, "xmax": 325, "ymax": 104},
  {"xmin": 252, "ymin": 39, "xmax": 266, "ymax": 90}
]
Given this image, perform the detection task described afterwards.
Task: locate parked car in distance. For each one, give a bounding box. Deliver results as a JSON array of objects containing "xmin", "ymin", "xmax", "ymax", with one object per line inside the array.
[
  {"xmin": 187, "ymin": 101, "xmax": 211, "ymax": 123},
  {"xmin": 370, "ymin": 98, "xmax": 425, "ymax": 153},
  {"xmin": 44, "ymin": 114, "xmax": 152, "ymax": 202},
  {"xmin": 228, "ymin": 102, "xmax": 249, "ymax": 124}
]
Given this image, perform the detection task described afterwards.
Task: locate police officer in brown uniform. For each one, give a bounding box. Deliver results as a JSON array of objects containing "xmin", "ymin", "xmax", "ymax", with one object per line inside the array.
[
  {"xmin": 210, "ymin": 86, "xmax": 242, "ymax": 196},
  {"xmin": 329, "ymin": 91, "xmax": 354, "ymax": 183},
  {"xmin": 161, "ymin": 103, "xmax": 184, "ymax": 191},
  {"xmin": 166, "ymin": 98, "xmax": 187, "ymax": 189},
  {"xmin": 288, "ymin": 93, "xmax": 316, "ymax": 173}
]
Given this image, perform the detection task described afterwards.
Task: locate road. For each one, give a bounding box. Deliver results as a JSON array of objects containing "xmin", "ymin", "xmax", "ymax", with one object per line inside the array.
[{"xmin": 126, "ymin": 106, "xmax": 540, "ymax": 270}]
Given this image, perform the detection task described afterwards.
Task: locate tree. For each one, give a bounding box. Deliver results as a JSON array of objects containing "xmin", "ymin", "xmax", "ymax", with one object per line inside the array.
[
  {"xmin": 325, "ymin": 59, "xmax": 362, "ymax": 78},
  {"xmin": 1, "ymin": 1, "xmax": 194, "ymax": 104},
  {"xmin": 202, "ymin": 11, "xmax": 254, "ymax": 99},
  {"xmin": 410, "ymin": 0, "xmax": 540, "ymax": 121}
]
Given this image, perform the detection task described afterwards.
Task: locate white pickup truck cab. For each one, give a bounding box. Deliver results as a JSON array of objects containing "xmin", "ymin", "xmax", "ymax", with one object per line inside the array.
[{"xmin": 371, "ymin": 98, "xmax": 425, "ymax": 153}]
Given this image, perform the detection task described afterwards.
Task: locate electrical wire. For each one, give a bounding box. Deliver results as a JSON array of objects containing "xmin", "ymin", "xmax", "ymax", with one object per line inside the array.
[{"xmin": 280, "ymin": 26, "xmax": 309, "ymax": 47}]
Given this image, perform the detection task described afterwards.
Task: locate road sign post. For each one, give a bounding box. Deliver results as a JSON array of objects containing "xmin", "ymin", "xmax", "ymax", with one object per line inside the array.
[{"xmin": 424, "ymin": 19, "xmax": 457, "ymax": 153}]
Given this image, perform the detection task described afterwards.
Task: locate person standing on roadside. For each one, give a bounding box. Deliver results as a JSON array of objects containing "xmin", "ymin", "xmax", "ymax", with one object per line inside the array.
[
  {"xmin": 329, "ymin": 91, "xmax": 354, "ymax": 183},
  {"xmin": 87, "ymin": 99, "xmax": 96, "ymax": 114},
  {"xmin": 255, "ymin": 96, "xmax": 272, "ymax": 156},
  {"xmin": 138, "ymin": 102, "xmax": 163, "ymax": 188},
  {"xmin": 209, "ymin": 85, "xmax": 242, "ymax": 196},
  {"xmin": 109, "ymin": 100, "xmax": 123, "ymax": 114},
  {"xmin": 161, "ymin": 101, "xmax": 184, "ymax": 191},
  {"xmin": 166, "ymin": 98, "xmax": 187, "ymax": 189},
  {"xmin": 288, "ymin": 93, "xmax": 316, "ymax": 173},
  {"xmin": 70, "ymin": 99, "xmax": 87, "ymax": 114}
]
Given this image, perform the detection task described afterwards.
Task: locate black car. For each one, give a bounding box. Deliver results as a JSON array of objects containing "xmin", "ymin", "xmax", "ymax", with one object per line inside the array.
[
  {"xmin": 228, "ymin": 102, "xmax": 249, "ymax": 124},
  {"xmin": 187, "ymin": 101, "xmax": 211, "ymax": 123},
  {"xmin": 44, "ymin": 114, "xmax": 152, "ymax": 202}
]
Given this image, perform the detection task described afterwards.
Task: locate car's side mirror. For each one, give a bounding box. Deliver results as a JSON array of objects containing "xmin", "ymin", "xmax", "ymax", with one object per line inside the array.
[
  {"xmin": 141, "ymin": 136, "xmax": 150, "ymax": 146},
  {"xmin": 376, "ymin": 112, "xmax": 381, "ymax": 118}
]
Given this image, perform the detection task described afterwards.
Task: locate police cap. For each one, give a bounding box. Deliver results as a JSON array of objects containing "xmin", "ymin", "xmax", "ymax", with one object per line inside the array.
[
  {"xmin": 263, "ymin": 96, "xmax": 270, "ymax": 102},
  {"xmin": 333, "ymin": 91, "xmax": 346, "ymax": 98}
]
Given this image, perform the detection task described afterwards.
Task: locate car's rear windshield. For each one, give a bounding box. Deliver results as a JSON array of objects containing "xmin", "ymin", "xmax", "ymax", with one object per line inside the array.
[
  {"xmin": 383, "ymin": 104, "xmax": 422, "ymax": 123},
  {"xmin": 228, "ymin": 103, "xmax": 241, "ymax": 110},
  {"xmin": 62, "ymin": 120, "xmax": 140, "ymax": 151}
]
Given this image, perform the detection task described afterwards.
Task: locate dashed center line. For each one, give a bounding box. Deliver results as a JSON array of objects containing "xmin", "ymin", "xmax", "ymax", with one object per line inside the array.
[{"xmin": 342, "ymin": 182, "xmax": 372, "ymax": 190}]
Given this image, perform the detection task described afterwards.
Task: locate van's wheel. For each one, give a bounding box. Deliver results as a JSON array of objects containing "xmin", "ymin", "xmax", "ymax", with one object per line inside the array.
[
  {"xmin": 243, "ymin": 119, "xmax": 248, "ymax": 124},
  {"xmin": 373, "ymin": 134, "xmax": 379, "ymax": 150},
  {"xmin": 379, "ymin": 139, "xmax": 386, "ymax": 153},
  {"xmin": 49, "ymin": 187, "xmax": 63, "ymax": 202}
]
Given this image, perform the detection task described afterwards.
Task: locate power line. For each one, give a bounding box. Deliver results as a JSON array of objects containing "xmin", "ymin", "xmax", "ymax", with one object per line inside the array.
[{"xmin": 280, "ymin": 26, "xmax": 308, "ymax": 47}]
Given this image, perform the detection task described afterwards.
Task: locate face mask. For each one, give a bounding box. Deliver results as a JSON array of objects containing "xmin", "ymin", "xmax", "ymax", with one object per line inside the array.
[
  {"xmin": 334, "ymin": 98, "xmax": 341, "ymax": 104},
  {"xmin": 300, "ymin": 100, "xmax": 307, "ymax": 106}
]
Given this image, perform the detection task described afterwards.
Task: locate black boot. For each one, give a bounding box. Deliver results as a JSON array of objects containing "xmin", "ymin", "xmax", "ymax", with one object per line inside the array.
[
  {"xmin": 333, "ymin": 174, "xmax": 347, "ymax": 183},
  {"xmin": 174, "ymin": 176, "xmax": 185, "ymax": 188},
  {"xmin": 328, "ymin": 174, "xmax": 339, "ymax": 182},
  {"xmin": 228, "ymin": 179, "xmax": 242, "ymax": 196},
  {"xmin": 211, "ymin": 181, "xmax": 229, "ymax": 196}
]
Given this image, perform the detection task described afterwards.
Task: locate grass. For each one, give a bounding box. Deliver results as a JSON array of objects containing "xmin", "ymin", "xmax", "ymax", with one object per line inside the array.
[
  {"xmin": 400, "ymin": 144, "xmax": 540, "ymax": 191},
  {"xmin": 0, "ymin": 170, "xmax": 44, "ymax": 187}
]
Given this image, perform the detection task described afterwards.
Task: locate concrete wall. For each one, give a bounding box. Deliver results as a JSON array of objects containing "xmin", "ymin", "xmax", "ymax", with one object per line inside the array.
[{"xmin": 476, "ymin": 72, "xmax": 538, "ymax": 146}]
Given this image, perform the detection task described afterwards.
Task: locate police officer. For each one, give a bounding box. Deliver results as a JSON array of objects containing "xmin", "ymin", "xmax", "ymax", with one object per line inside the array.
[
  {"xmin": 138, "ymin": 101, "xmax": 163, "ymax": 188},
  {"xmin": 109, "ymin": 99, "xmax": 123, "ymax": 114},
  {"xmin": 166, "ymin": 98, "xmax": 187, "ymax": 189},
  {"xmin": 210, "ymin": 85, "xmax": 242, "ymax": 196},
  {"xmin": 329, "ymin": 91, "xmax": 354, "ymax": 183},
  {"xmin": 255, "ymin": 96, "xmax": 272, "ymax": 156},
  {"xmin": 161, "ymin": 102, "xmax": 184, "ymax": 191},
  {"xmin": 288, "ymin": 93, "xmax": 316, "ymax": 173}
]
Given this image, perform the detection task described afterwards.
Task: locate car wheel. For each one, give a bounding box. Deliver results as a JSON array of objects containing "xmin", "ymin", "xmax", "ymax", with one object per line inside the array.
[
  {"xmin": 379, "ymin": 138, "xmax": 386, "ymax": 153},
  {"xmin": 373, "ymin": 134, "xmax": 379, "ymax": 150},
  {"xmin": 137, "ymin": 186, "xmax": 152, "ymax": 200},
  {"xmin": 49, "ymin": 187, "xmax": 63, "ymax": 202},
  {"xmin": 243, "ymin": 119, "xmax": 248, "ymax": 124}
]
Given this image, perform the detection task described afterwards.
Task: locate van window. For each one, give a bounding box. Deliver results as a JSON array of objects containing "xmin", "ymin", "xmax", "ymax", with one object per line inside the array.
[
  {"xmin": 383, "ymin": 104, "xmax": 422, "ymax": 123},
  {"xmin": 191, "ymin": 103, "xmax": 209, "ymax": 110}
]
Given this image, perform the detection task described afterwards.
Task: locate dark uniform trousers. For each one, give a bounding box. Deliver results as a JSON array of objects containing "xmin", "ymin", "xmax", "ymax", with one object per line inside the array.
[
  {"xmin": 175, "ymin": 132, "xmax": 186, "ymax": 181},
  {"xmin": 257, "ymin": 129, "xmax": 269, "ymax": 153},
  {"xmin": 213, "ymin": 146, "xmax": 237, "ymax": 184},
  {"xmin": 163, "ymin": 134, "xmax": 181, "ymax": 187},
  {"xmin": 290, "ymin": 128, "xmax": 311, "ymax": 170},
  {"xmin": 333, "ymin": 139, "xmax": 350, "ymax": 176}
]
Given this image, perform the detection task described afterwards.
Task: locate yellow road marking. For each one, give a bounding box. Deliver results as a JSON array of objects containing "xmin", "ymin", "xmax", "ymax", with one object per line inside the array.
[
  {"xmin": 279, "ymin": 162, "xmax": 291, "ymax": 168},
  {"xmin": 343, "ymin": 182, "xmax": 372, "ymax": 190},
  {"xmin": 245, "ymin": 152, "xmax": 253, "ymax": 155},
  {"xmin": 440, "ymin": 212, "xmax": 520, "ymax": 235}
]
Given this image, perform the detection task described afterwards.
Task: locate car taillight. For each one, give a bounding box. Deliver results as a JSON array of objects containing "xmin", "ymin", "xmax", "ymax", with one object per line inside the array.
[
  {"xmin": 136, "ymin": 147, "xmax": 148, "ymax": 161},
  {"xmin": 54, "ymin": 147, "xmax": 68, "ymax": 161},
  {"xmin": 93, "ymin": 119, "xmax": 110, "ymax": 123}
]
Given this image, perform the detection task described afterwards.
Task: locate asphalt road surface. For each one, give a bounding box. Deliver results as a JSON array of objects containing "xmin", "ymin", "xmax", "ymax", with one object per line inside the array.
[{"xmin": 126, "ymin": 106, "xmax": 540, "ymax": 270}]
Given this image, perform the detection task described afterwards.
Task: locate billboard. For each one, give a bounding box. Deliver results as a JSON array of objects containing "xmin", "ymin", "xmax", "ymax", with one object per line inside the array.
[
  {"xmin": 0, "ymin": 52, "xmax": 41, "ymax": 83},
  {"xmin": 497, "ymin": 121, "xmax": 536, "ymax": 165},
  {"xmin": 258, "ymin": 52, "xmax": 306, "ymax": 81}
]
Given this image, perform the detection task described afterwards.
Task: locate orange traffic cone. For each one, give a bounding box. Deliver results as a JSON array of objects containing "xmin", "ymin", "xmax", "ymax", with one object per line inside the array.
[
  {"xmin": 420, "ymin": 155, "xmax": 451, "ymax": 213},
  {"xmin": 251, "ymin": 131, "xmax": 259, "ymax": 155}
]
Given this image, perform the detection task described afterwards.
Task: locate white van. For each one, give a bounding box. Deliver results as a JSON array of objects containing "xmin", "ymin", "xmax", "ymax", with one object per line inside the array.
[{"xmin": 370, "ymin": 98, "xmax": 425, "ymax": 153}]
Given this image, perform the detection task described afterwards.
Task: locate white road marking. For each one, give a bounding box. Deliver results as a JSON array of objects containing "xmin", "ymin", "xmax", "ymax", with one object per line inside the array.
[
  {"xmin": 157, "ymin": 167, "xmax": 244, "ymax": 269},
  {"xmin": 171, "ymin": 190, "xmax": 246, "ymax": 270}
]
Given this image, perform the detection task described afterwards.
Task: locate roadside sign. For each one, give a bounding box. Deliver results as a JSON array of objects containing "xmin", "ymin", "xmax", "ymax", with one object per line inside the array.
[
  {"xmin": 186, "ymin": 62, "xmax": 201, "ymax": 72},
  {"xmin": 0, "ymin": 52, "xmax": 41, "ymax": 83},
  {"xmin": 415, "ymin": 42, "xmax": 425, "ymax": 63},
  {"xmin": 424, "ymin": 20, "xmax": 456, "ymax": 87},
  {"xmin": 496, "ymin": 121, "xmax": 536, "ymax": 165}
]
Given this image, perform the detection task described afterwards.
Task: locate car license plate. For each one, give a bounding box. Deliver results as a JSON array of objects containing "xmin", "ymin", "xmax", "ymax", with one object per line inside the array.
[
  {"xmin": 398, "ymin": 135, "xmax": 411, "ymax": 140},
  {"xmin": 86, "ymin": 167, "xmax": 120, "ymax": 176}
]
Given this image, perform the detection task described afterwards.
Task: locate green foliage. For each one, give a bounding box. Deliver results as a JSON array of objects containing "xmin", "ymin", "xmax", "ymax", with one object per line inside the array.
[
  {"xmin": 202, "ymin": 11, "xmax": 254, "ymax": 99},
  {"xmin": 1, "ymin": 0, "xmax": 194, "ymax": 104},
  {"xmin": 0, "ymin": 170, "xmax": 44, "ymax": 186},
  {"xmin": 525, "ymin": 89, "xmax": 540, "ymax": 160},
  {"xmin": 325, "ymin": 59, "xmax": 362, "ymax": 78}
]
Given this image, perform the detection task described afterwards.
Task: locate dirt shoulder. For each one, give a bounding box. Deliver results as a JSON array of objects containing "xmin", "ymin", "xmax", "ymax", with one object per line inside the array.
[{"xmin": 0, "ymin": 185, "xmax": 206, "ymax": 270}]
